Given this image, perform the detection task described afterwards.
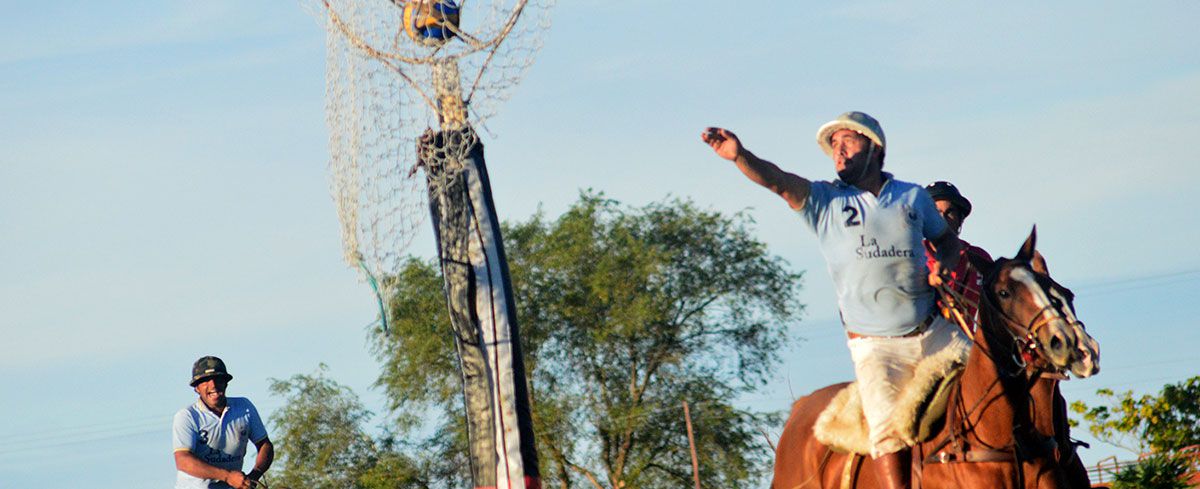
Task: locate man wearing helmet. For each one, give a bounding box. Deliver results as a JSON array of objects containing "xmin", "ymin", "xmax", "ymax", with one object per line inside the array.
[
  {"xmin": 173, "ymin": 356, "xmax": 273, "ymax": 489},
  {"xmin": 923, "ymin": 181, "xmax": 993, "ymax": 334},
  {"xmin": 702, "ymin": 112, "xmax": 966, "ymax": 489}
]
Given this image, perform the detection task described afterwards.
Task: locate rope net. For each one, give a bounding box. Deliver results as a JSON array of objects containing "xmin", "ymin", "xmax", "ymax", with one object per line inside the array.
[{"xmin": 310, "ymin": 0, "xmax": 553, "ymax": 301}]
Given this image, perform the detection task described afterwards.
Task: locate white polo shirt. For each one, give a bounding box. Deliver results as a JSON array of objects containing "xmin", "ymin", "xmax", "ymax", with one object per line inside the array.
[
  {"xmin": 798, "ymin": 173, "xmax": 948, "ymax": 336},
  {"xmin": 172, "ymin": 397, "xmax": 267, "ymax": 489}
]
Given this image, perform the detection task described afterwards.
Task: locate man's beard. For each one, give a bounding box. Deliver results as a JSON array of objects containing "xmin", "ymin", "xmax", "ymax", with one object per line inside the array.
[
  {"xmin": 838, "ymin": 164, "xmax": 868, "ymax": 185},
  {"xmin": 837, "ymin": 146, "xmax": 876, "ymax": 185}
]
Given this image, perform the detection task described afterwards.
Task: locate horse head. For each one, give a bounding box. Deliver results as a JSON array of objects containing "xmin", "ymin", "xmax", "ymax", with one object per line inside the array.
[
  {"xmin": 1029, "ymin": 251, "xmax": 1101, "ymax": 378},
  {"xmin": 967, "ymin": 226, "xmax": 1081, "ymax": 372}
]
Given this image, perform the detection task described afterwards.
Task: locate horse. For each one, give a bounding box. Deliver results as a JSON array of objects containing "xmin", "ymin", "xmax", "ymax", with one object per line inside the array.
[
  {"xmin": 1020, "ymin": 252, "xmax": 1101, "ymax": 489},
  {"xmin": 771, "ymin": 228, "xmax": 1085, "ymax": 489},
  {"xmin": 938, "ymin": 249, "xmax": 1100, "ymax": 487}
]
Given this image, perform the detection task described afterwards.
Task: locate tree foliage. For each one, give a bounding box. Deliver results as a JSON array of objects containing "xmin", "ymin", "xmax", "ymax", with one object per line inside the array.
[
  {"xmin": 268, "ymin": 365, "xmax": 428, "ymax": 489},
  {"xmin": 1070, "ymin": 376, "xmax": 1200, "ymax": 454},
  {"xmin": 372, "ymin": 193, "xmax": 805, "ymax": 488}
]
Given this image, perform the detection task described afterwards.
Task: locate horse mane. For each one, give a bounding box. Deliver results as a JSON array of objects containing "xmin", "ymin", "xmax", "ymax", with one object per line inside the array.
[{"xmin": 972, "ymin": 255, "xmax": 1027, "ymax": 378}]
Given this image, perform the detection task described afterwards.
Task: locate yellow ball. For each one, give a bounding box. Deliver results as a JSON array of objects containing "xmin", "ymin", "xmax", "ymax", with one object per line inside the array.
[{"xmin": 402, "ymin": 1, "xmax": 461, "ymax": 46}]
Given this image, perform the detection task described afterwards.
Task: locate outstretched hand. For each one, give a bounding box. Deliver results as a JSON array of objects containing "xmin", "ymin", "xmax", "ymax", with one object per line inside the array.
[{"xmin": 701, "ymin": 127, "xmax": 743, "ymax": 161}]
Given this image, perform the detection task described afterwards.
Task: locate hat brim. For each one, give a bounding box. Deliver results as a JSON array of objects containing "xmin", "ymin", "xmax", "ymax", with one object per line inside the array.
[
  {"xmin": 816, "ymin": 120, "xmax": 885, "ymax": 157},
  {"xmin": 190, "ymin": 373, "xmax": 233, "ymax": 387},
  {"xmin": 948, "ymin": 196, "xmax": 972, "ymax": 217},
  {"xmin": 928, "ymin": 190, "xmax": 973, "ymax": 216}
]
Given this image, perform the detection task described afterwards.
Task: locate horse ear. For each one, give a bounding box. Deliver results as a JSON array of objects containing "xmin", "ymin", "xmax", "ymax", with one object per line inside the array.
[
  {"xmin": 1031, "ymin": 250, "xmax": 1050, "ymax": 275},
  {"xmin": 1017, "ymin": 225, "xmax": 1037, "ymax": 261},
  {"xmin": 967, "ymin": 249, "xmax": 994, "ymax": 277}
]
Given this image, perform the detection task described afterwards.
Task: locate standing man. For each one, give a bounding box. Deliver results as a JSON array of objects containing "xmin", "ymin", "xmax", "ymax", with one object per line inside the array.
[
  {"xmin": 701, "ymin": 112, "xmax": 966, "ymax": 489},
  {"xmin": 173, "ymin": 356, "xmax": 274, "ymax": 489},
  {"xmin": 923, "ymin": 181, "xmax": 993, "ymax": 334}
]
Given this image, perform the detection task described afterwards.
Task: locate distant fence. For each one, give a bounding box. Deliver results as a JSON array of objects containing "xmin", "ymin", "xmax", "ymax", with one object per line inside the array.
[
  {"xmin": 1085, "ymin": 445, "xmax": 1200, "ymax": 487},
  {"xmin": 1086, "ymin": 455, "xmax": 1135, "ymax": 485}
]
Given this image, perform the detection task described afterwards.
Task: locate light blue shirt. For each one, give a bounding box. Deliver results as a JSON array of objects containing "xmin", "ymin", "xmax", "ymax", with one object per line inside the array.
[
  {"xmin": 798, "ymin": 173, "xmax": 948, "ymax": 336},
  {"xmin": 173, "ymin": 397, "xmax": 268, "ymax": 489}
]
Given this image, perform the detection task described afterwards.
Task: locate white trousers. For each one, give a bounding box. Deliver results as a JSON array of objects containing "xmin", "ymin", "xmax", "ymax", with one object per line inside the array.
[{"xmin": 846, "ymin": 316, "xmax": 966, "ymax": 458}]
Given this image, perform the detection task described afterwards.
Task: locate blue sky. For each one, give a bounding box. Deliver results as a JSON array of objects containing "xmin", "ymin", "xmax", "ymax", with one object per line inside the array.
[{"xmin": 2, "ymin": 1, "xmax": 1197, "ymax": 487}]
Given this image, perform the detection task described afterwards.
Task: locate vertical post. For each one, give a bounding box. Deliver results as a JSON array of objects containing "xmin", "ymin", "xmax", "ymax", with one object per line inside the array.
[
  {"xmin": 683, "ymin": 401, "xmax": 701, "ymax": 489},
  {"xmin": 432, "ymin": 59, "xmax": 468, "ymax": 131}
]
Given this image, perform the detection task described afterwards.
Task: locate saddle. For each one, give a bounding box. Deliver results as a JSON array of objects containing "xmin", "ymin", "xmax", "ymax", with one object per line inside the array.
[{"xmin": 813, "ymin": 337, "xmax": 971, "ymax": 455}]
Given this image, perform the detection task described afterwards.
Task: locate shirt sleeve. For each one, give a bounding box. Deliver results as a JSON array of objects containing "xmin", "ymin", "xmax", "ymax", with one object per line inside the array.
[
  {"xmin": 798, "ymin": 181, "xmax": 833, "ymax": 232},
  {"xmin": 172, "ymin": 409, "xmax": 197, "ymax": 452},
  {"xmin": 915, "ymin": 186, "xmax": 949, "ymax": 239},
  {"xmin": 246, "ymin": 401, "xmax": 268, "ymax": 443}
]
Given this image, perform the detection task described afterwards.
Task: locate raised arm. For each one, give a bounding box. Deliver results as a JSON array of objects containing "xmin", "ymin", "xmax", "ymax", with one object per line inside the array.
[{"xmin": 701, "ymin": 127, "xmax": 812, "ymax": 210}]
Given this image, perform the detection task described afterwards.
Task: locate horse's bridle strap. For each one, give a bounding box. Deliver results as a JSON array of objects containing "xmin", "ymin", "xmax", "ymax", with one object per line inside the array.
[
  {"xmin": 924, "ymin": 449, "xmax": 1016, "ymax": 464},
  {"xmin": 1022, "ymin": 305, "xmax": 1061, "ymax": 338}
]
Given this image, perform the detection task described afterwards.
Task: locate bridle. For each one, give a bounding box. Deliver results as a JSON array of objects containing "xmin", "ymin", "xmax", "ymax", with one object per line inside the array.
[{"xmin": 939, "ymin": 265, "xmax": 1067, "ymax": 374}]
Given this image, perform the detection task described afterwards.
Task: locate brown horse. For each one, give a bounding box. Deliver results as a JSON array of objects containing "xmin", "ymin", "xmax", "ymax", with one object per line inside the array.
[
  {"xmin": 940, "ymin": 250, "xmax": 1100, "ymax": 487},
  {"xmin": 772, "ymin": 228, "xmax": 1083, "ymax": 489},
  {"xmin": 1022, "ymin": 254, "xmax": 1101, "ymax": 489}
]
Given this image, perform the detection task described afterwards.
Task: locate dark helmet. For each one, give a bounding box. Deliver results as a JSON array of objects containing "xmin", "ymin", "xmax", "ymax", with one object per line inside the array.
[
  {"xmin": 926, "ymin": 181, "xmax": 972, "ymax": 218},
  {"xmin": 190, "ymin": 356, "xmax": 233, "ymax": 386}
]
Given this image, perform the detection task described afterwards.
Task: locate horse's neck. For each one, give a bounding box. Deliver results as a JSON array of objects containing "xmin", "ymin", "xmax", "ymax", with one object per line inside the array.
[
  {"xmin": 959, "ymin": 340, "xmax": 1017, "ymax": 420},
  {"xmin": 1029, "ymin": 376, "xmax": 1059, "ymax": 437},
  {"xmin": 953, "ymin": 320, "xmax": 1025, "ymax": 445}
]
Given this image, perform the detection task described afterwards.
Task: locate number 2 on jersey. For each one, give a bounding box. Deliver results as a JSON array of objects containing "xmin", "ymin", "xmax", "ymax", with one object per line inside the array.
[{"xmin": 842, "ymin": 205, "xmax": 862, "ymax": 227}]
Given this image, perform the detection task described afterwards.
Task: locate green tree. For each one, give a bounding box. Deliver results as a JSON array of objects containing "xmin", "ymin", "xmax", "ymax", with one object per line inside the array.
[
  {"xmin": 373, "ymin": 193, "xmax": 804, "ymax": 489},
  {"xmin": 268, "ymin": 365, "xmax": 427, "ymax": 489},
  {"xmin": 1070, "ymin": 376, "xmax": 1200, "ymax": 453}
]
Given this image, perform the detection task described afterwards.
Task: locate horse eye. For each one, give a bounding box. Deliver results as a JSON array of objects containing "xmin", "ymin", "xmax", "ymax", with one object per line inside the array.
[
  {"xmin": 997, "ymin": 289, "xmax": 1011, "ymax": 299},
  {"xmin": 1050, "ymin": 297, "xmax": 1062, "ymax": 307}
]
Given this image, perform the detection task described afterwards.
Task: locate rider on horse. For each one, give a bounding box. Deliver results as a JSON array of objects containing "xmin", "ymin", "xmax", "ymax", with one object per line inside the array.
[
  {"xmin": 702, "ymin": 112, "xmax": 967, "ymax": 489},
  {"xmin": 923, "ymin": 181, "xmax": 993, "ymax": 334}
]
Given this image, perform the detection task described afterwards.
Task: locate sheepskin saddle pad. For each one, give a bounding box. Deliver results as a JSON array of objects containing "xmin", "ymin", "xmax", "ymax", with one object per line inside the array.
[{"xmin": 813, "ymin": 337, "xmax": 971, "ymax": 455}]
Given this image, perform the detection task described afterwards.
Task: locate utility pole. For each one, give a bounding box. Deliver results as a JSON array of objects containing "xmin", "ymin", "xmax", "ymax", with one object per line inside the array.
[{"xmin": 683, "ymin": 401, "xmax": 701, "ymax": 489}]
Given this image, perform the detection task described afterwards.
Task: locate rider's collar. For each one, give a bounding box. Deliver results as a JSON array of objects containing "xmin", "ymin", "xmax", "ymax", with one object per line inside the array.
[{"xmin": 834, "ymin": 172, "xmax": 893, "ymax": 190}]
